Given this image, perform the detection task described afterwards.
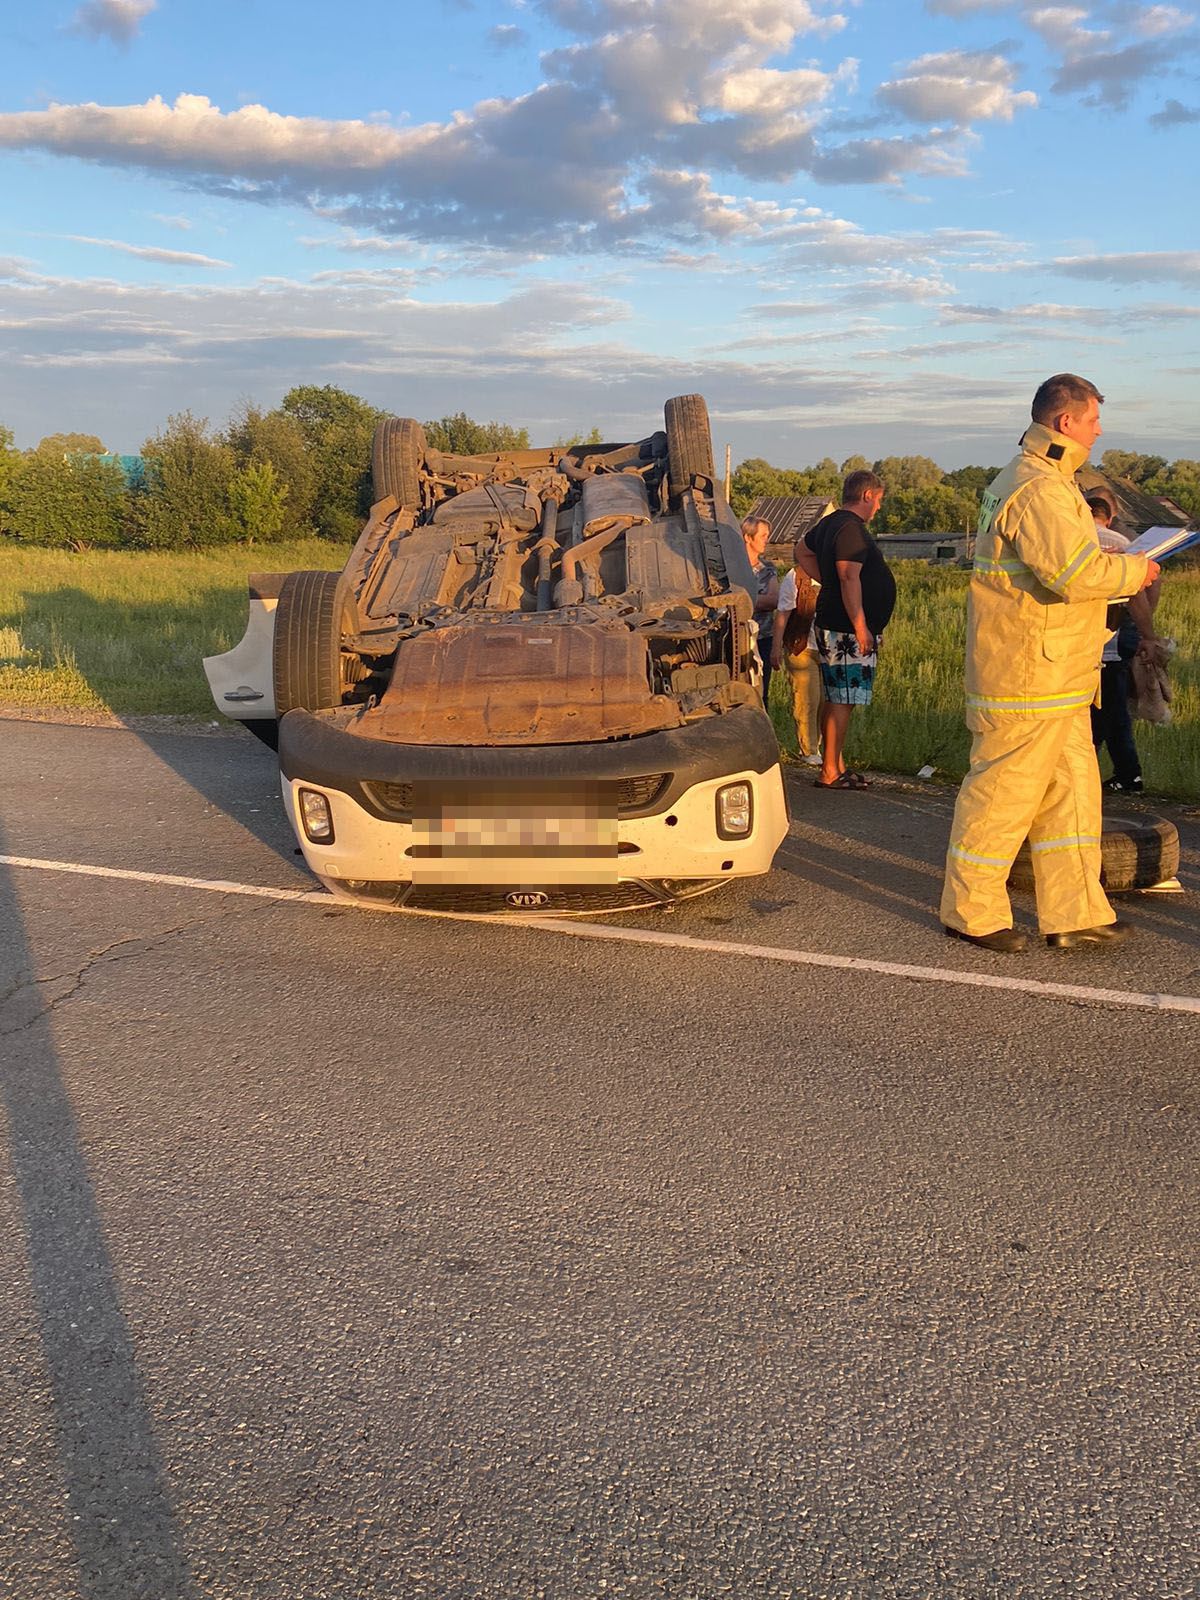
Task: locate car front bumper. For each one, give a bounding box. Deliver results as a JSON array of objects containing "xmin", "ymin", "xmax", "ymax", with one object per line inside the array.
[{"xmin": 278, "ymin": 706, "xmax": 788, "ymax": 912}]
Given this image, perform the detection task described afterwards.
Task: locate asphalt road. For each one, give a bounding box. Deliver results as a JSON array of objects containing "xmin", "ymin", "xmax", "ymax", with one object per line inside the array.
[{"xmin": 1, "ymin": 719, "xmax": 1198, "ymax": 1600}]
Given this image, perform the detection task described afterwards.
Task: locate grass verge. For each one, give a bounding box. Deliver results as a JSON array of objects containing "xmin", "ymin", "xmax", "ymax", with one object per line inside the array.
[
  {"xmin": 0, "ymin": 542, "xmax": 347, "ymax": 717},
  {"xmin": 3, "ymin": 545, "xmax": 1198, "ymax": 800}
]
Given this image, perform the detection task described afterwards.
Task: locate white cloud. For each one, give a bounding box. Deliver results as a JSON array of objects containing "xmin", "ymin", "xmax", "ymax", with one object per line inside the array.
[
  {"xmin": 942, "ymin": 300, "xmax": 1098, "ymax": 323},
  {"xmin": 1049, "ymin": 250, "xmax": 1200, "ymax": 283},
  {"xmin": 65, "ymin": 234, "xmax": 231, "ymax": 268},
  {"xmin": 927, "ymin": 1, "xmax": 1196, "ymax": 109},
  {"xmin": 69, "ymin": 0, "xmax": 156, "ymax": 45},
  {"xmin": 878, "ymin": 50, "xmax": 1037, "ymax": 123},
  {"xmin": 1150, "ymin": 96, "xmax": 1200, "ymax": 126},
  {"xmin": 2, "ymin": 256, "xmax": 1191, "ymax": 462},
  {"xmin": 0, "ymin": 1, "xmax": 977, "ymax": 253},
  {"xmin": 743, "ymin": 300, "xmax": 833, "ymax": 319}
]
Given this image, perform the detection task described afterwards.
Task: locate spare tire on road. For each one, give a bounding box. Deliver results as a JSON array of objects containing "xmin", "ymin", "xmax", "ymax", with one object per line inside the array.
[{"xmin": 1009, "ymin": 813, "xmax": 1180, "ymax": 893}]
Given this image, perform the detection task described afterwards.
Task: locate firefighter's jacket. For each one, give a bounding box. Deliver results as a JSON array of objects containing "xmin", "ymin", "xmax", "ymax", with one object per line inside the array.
[{"xmin": 967, "ymin": 423, "xmax": 1150, "ymax": 730}]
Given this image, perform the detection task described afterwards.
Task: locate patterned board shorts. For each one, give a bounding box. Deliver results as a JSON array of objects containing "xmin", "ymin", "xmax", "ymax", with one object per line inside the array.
[{"xmin": 815, "ymin": 627, "xmax": 881, "ymax": 706}]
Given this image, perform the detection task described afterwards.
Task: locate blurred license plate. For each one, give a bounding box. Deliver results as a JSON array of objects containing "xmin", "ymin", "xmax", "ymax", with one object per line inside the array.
[{"xmin": 409, "ymin": 783, "xmax": 619, "ymax": 884}]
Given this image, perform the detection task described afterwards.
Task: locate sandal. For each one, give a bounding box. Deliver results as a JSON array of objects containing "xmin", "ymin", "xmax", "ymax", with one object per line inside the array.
[{"xmin": 814, "ymin": 771, "xmax": 868, "ymax": 790}]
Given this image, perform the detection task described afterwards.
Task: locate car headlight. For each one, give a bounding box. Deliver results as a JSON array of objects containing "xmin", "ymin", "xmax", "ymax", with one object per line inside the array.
[
  {"xmin": 716, "ymin": 782, "xmax": 752, "ymax": 839},
  {"xmin": 298, "ymin": 788, "xmax": 335, "ymax": 844}
]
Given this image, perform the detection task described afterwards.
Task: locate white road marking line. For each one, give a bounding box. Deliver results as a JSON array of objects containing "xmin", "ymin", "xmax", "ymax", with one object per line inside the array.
[
  {"xmin": 4, "ymin": 853, "xmax": 1199, "ymax": 1017},
  {"xmin": 0, "ymin": 854, "xmax": 330, "ymax": 904},
  {"xmin": 524, "ymin": 918, "xmax": 1200, "ymax": 1016}
]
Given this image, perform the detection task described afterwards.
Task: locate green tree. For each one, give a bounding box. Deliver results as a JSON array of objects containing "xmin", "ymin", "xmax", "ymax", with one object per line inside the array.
[
  {"xmin": 1099, "ymin": 450, "xmax": 1168, "ymax": 485},
  {"xmin": 138, "ymin": 412, "xmax": 237, "ymax": 549},
  {"xmin": 872, "ymin": 455, "xmax": 944, "ymax": 492},
  {"xmin": 839, "ymin": 454, "xmax": 870, "ymax": 477},
  {"xmin": 729, "ymin": 457, "xmax": 811, "ymax": 517},
  {"xmin": 943, "ymin": 465, "xmax": 999, "ymax": 497},
  {"xmin": 7, "ymin": 449, "xmax": 129, "ymax": 549},
  {"xmin": 281, "ymin": 384, "xmax": 382, "ymax": 542},
  {"xmin": 424, "ymin": 412, "xmax": 531, "ymax": 455},
  {"xmin": 807, "ymin": 457, "xmax": 842, "ymax": 498},
  {"xmin": 226, "ymin": 402, "xmax": 316, "ymax": 539},
  {"xmin": 554, "ymin": 425, "xmax": 605, "ymax": 448},
  {"xmin": 228, "ymin": 458, "xmax": 288, "ymax": 544},
  {"xmin": 1144, "ymin": 460, "xmax": 1200, "ymax": 520},
  {"xmin": 874, "ymin": 482, "xmax": 977, "ymax": 535},
  {"xmin": 0, "ymin": 425, "xmax": 18, "ymax": 532},
  {"xmin": 33, "ymin": 431, "xmax": 107, "ymax": 457}
]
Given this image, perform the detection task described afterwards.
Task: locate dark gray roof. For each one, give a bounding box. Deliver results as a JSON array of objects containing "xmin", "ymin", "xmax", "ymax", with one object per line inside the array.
[
  {"xmin": 747, "ymin": 495, "xmax": 837, "ymax": 546},
  {"xmin": 1076, "ymin": 469, "xmax": 1193, "ymax": 536}
]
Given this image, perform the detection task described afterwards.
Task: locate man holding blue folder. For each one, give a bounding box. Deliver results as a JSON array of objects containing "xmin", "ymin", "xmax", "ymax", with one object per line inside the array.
[{"xmin": 940, "ymin": 374, "xmax": 1161, "ymax": 953}]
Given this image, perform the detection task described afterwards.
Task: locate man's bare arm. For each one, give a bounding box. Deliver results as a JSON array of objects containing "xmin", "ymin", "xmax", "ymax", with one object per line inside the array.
[
  {"xmin": 835, "ymin": 559, "xmax": 874, "ymax": 654},
  {"xmin": 795, "ymin": 545, "xmax": 820, "ymax": 582},
  {"xmin": 771, "ymin": 607, "xmax": 788, "ymax": 668}
]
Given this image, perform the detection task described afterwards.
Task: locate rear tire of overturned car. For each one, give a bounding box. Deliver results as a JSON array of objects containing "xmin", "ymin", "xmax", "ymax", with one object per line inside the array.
[
  {"xmin": 273, "ymin": 570, "xmax": 354, "ymax": 716},
  {"xmin": 1009, "ymin": 813, "xmax": 1180, "ymax": 894},
  {"xmin": 372, "ymin": 416, "xmax": 425, "ymax": 510},
  {"xmin": 664, "ymin": 394, "xmax": 715, "ymax": 503}
]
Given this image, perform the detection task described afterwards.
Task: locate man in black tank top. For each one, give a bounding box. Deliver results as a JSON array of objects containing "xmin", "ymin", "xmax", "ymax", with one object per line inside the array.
[{"xmin": 800, "ymin": 469, "xmax": 895, "ymax": 789}]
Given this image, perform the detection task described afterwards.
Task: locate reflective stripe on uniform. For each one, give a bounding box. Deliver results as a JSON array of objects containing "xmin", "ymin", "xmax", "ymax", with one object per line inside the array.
[
  {"xmin": 1028, "ymin": 835, "xmax": 1102, "ymax": 854},
  {"xmin": 1049, "ymin": 537, "xmax": 1097, "ymax": 590},
  {"xmin": 948, "ymin": 844, "xmax": 1012, "ymax": 870},
  {"xmin": 972, "ymin": 556, "xmax": 1032, "ymax": 578},
  {"xmin": 966, "ymin": 689, "xmax": 1095, "ymax": 715}
]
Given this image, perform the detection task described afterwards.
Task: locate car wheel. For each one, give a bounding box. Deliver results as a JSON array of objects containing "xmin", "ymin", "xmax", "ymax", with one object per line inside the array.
[
  {"xmin": 273, "ymin": 570, "xmax": 356, "ymax": 716},
  {"xmin": 1009, "ymin": 813, "xmax": 1180, "ymax": 893},
  {"xmin": 372, "ymin": 416, "xmax": 426, "ymax": 510},
  {"xmin": 664, "ymin": 394, "xmax": 714, "ymax": 503}
]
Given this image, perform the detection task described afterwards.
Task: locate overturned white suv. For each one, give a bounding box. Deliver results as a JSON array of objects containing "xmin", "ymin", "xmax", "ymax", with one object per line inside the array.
[{"xmin": 204, "ymin": 394, "xmax": 788, "ymax": 913}]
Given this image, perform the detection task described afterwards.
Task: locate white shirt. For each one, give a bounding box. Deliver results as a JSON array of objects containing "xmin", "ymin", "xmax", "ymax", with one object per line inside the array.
[{"xmin": 776, "ymin": 568, "xmax": 819, "ymax": 652}]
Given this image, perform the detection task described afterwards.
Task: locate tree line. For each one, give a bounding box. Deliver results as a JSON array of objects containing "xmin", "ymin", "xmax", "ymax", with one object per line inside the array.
[
  {"xmin": 0, "ymin": 389, "xmax": 529, "ymax": 552},
  {"xmin": 730, "ymin": 451, "xmax": 1200, "ymax": 532},
  {"xmin": 1, "ymin": 387, "xmax": 1195, "ymax": 551}
]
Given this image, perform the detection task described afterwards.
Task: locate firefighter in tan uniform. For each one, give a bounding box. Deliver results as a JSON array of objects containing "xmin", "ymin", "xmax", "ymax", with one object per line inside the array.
[{"xmin": 940, "ymin": 375, "xmax": 1160, "ymax": 952}]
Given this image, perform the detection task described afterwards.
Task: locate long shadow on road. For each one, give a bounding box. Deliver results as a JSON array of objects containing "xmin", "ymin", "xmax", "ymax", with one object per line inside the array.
[
  {"xmin": 0, "ymin": 832, "xmax": 196, "ymax": 1600},
  {"xmin": 22, "ymin": 584, "xmax": 298, "ymax": 870}
]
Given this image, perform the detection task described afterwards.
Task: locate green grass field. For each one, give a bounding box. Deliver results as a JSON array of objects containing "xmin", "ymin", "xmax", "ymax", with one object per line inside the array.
[
  {"xmin": 3, "ymin": 544, "xmax": 1198, "ymax": 799},
  {"xmin": 0, "ymin": 541, "xmax": 345, "ymax": 716}
]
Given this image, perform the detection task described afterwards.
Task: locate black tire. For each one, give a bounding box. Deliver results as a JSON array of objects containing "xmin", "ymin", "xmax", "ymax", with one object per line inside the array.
[
  {"xmin": 1009, "ymin": 813, "xmax": 1180, "ymax": 893},
  {"xmin": 273, "ymin": 570, "xmax": 354, "ymax": 716},
  {"xmin": 372, "ymin": 416, "xmax": 425, "ymax": 509},
  {"xmin": 664, "ymin": 394, "xmax": 714, "ymax": 502}
]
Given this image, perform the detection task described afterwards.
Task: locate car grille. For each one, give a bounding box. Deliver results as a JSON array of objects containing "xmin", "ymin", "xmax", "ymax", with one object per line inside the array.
[
  {"xmin": 400, "ymin": 882, "xmax": 665, "ymax": 914},
  {"xmin": 617, "ymin": 772, "xmax": 670, "ymax": 811},
  {"xmin": 363, "ymin": 773, "xmax": 671, "ymax": 819},
  {"xmin": 364, "ymin": 780, "xmax": 414, "ymax": 817}
]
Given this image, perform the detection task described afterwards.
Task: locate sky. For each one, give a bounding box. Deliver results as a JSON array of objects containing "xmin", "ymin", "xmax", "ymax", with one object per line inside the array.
[{"xmin": 0, "ymin": 0, "xmax": 1198, "ymax": 469}]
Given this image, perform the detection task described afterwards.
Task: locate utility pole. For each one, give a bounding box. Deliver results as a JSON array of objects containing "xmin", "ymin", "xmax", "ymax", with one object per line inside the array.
[{"xmin": 724, "ymin": 443, "xmax": 732, "ymax": 502}]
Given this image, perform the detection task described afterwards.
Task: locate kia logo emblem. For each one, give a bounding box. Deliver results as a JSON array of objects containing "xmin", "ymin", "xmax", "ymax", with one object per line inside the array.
[{"xmin": 506, "ymin": 891, "xmax": 549, "ymax": 908}]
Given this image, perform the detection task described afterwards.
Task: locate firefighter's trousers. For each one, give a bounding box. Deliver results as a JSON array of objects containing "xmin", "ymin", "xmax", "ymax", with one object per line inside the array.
[
  {"xmin": 784, "ymin": 646, "xmax": 822, "ymax": 756},
  {"xmin": 940, "ymin": 706, "xmax": 1114, "ymax": 937}
]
